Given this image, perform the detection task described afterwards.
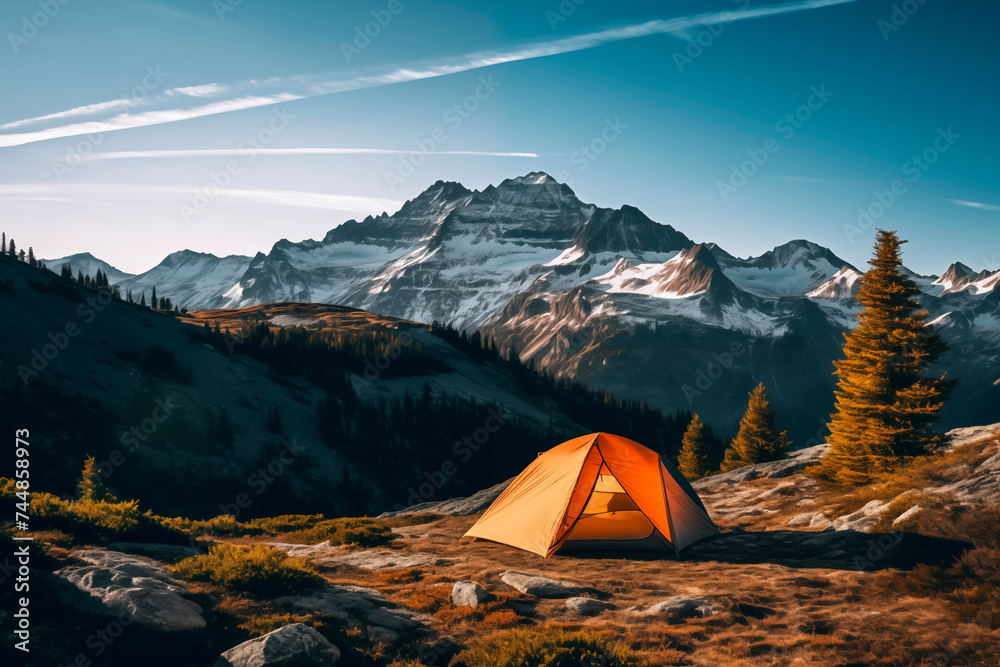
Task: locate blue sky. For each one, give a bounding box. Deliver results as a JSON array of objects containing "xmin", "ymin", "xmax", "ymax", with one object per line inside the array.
[{"xmin": 0, "ymin": 0, "xmax": 996, "ymax": 274}]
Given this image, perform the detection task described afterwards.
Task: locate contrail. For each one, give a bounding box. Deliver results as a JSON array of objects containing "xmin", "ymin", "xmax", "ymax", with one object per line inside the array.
[
  {"xmin": 0, "ymin": 0, "xmax": 859, "ymax": 149},
  {"xmin": 85, "ymin": 148, "xmax": 539, "ymax": 160}
]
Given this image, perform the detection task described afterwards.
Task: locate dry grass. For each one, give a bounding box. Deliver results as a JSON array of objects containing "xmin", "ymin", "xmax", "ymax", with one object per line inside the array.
[{"xmin": 277, "ymin": 506, "xmax": 1000, "ymax": 667}]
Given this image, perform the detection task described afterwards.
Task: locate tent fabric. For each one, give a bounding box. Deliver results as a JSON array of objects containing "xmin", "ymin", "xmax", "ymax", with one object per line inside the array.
[{"xmin": 463, "ymin": 432, "xmax": 719, "ymax": 557}]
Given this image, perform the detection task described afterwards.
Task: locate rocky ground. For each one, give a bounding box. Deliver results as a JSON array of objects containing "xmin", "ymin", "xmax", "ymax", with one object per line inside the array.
[{"xmin": 11, "ymin": 424, "xmax": 999, "ymax": 666}]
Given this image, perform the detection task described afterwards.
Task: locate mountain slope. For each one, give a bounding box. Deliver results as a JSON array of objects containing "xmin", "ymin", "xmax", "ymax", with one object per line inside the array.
[
  {"xmin": 41, "ymin": 252, "xmax": 135, "ymax": 283},
  {"xmin": 3, "ymin": 254, "xmax": 655, "ymax": 518},
  {"xmin": 57, "ymin": 172, "xmax": 1000, "ymax": 443}
]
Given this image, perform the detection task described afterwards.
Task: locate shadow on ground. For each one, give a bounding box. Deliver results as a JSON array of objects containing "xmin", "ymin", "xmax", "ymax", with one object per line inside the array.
[{"xmin": 559, "ymin": 529, "xmax": 969, "ymax": 571}]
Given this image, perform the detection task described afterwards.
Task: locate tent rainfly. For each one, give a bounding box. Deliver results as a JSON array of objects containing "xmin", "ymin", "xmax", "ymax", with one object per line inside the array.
[{"xmin": 463, "ymin": 432, "xmax": 719, "ymax": 557}]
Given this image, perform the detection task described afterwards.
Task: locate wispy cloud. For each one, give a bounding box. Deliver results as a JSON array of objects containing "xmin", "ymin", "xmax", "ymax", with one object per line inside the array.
[
  {"xmin": 0, "ymin": 183, "xmax": 403, "ymax": 215},
  {"xmin": 86, "ymin": 148, "xmax": 539, "ymax": 159},
  {"xmin": 0, "ymin": 98, "xmax": 141, "ymax": 131},
  {"xmin": 0, "ymin": 94, "xmax": 302, "ymax": 148},
  {"xmin": 166, "ymin": 83, "xmax": 228, "ymax": 98},
  {"xmin": 949, "ymin": 198, "xmax": 1000, "ymax": 212},
  {"xmin": 0, "ymin": 0, "xmax": 859, "ymax": 149}
]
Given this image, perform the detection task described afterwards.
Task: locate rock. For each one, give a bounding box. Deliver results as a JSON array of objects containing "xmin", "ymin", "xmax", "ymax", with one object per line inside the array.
[
  {"xmin": 892, "ymin": 505, "xmax": 923, "ymax": 526},
  {"xmin": 693, "ymin": 445, "xmax": 830, "ymax": 486},
  {"xmin": 366, "ymin": 626, "xmax": 399, "ymax": 645},
  {"xmin": 106, "ymin": 542, "xmax": 203, "ymax": 562},
  {"xmin": 215, "ymin": 623, "xmax": 340, "ymax": 666},
  {"xmin": 945, "ymin": 423, "xmax": 1000, "ymax": 450},
  {"xmin": 565, "ymin": 597, "xmax": 614, "ymax": 616},
  {"xmin": 275, "ymin": 584, "xmax": 425, "ymax": 642},
  {"xmin": 451, "ymin": 581, "xmax": 490, "ymax": 608},
  {"xmin": 756, "ymin": 483, "xmax": 797, "ymax": 499},
  {"xmin": 378, "ymin": 478, "xmax": 514, "ymax": 518},
  {"xmin": 500, "ymin": 571, "xmax": 592, "ymax": 598},
  {"xmin": 266, "ymin": 544, "xmax": 451, "ymax": 571},
  {"xmin": 833, "ymin": 500, "xmax": 890, "ymax": 532},
  {"xmin": 786, "ymin": 512, "xmax": 831, "ymax": 528},
  {"xmin": 641, "ymin": 596, "xmax": 720, "ymax": 623},
  {"xmin": 55, "ymin": 550, "xmax": 205, "ymax": 632}
]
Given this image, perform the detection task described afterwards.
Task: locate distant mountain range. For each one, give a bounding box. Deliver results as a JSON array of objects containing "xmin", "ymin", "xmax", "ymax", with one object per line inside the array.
[{"xmin": 44, "ymin": 172, "xmax": 1000, "ymax": 443}]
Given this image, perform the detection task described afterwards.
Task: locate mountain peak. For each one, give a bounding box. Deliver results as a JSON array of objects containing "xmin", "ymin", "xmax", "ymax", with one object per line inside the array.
[
  {"xmin": 751, "ymin": 239, "xmax": 851, "ymax": 272},
  {"xmin": 502, "ymin": 171, "xmax": 557, "ymax": 186},
  {"xmin": 572, "ymin": 206, "xmax": 692, "ymax": 257}
]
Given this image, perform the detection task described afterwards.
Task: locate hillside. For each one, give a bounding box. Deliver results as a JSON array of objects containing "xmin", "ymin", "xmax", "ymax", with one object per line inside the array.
[
  {"xmin": 2, "ymin": 424, "xmax": 996, "ymax": 666},
  {"xmin": 0, "ymin": 253, "xmax": 693, "ymax": 519}
]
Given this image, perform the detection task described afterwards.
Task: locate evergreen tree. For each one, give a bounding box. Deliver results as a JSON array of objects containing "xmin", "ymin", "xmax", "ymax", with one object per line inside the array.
[
  {"xmin": 809, "ymin": 230, "xmax": 953, "ymax": 485},
  {"xmin": 8, "ymin": 238, "xmax": 15, "ymax": 257},
  {"xmin": 77, "ymin": 270, "xmax": 84, "ymax": 284},
  {"xmin": 17, "ymin": 249, "xmax": 25, "ymax": 262},
  {"xmin": 677, "ymin": 414, "xmax": 713, "ymax": 480},
  {"xmin": 151, "ymin": 286, "xmax": 157, "ymax": 309},
  {"xmin": 1, "ymin": 232, "xmax": 5, "ymax": 253},
  {"xmin": 77, "ymin": 456, "xmax": 115, "ymax": 502},
  {"xmin": 721, "ymin": 383, "xmax": 789, "ymax": 471},
  {"xmin": 27, "ymin": 247, "xmax": 35, "ymax": 267},
  {"xmin": 140, "ymin": 291, "xmax": 146, "ymax": 307}
]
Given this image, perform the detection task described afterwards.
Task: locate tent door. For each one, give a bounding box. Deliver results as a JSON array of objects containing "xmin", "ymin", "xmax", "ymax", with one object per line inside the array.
[{"xmin": 563, "ymin": 469, "xmax": 666, "ymax": 547}]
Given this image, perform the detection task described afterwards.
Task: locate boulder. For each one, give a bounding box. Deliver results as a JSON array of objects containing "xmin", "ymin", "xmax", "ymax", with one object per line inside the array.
[
  {"xmin": 275, "ymin": 583, "xmax": 425, "ymax": 643},
  {"xmin": 786, "ymin": 512, "xmax": 831, "ymax": 528},
  {"xmin": 500, "ymin": 571, "xmax": 592, "ymax": 598},
  {"xmin": 267, "ymin": 544, "xmax": 450, "ymax": 571},
  {"xmin": 55, "ymin": 549, "xmax": 205, "ymax": 632},
  {"xmin": 945, "ymin": 423, "xmax": 1000, "ymax": 450},
  {"xmin": 693, "ymin": 445, "xmax": 830, "ymax": 487},
  {"xmin": 892, "ymin": 505, "xmax": 922, "ymax": 526},
  {"xmin": 378, "ymin": 478, "xmax": 513, "ymax": 518},
  {"xmin": 106, "ymin": 542, "xmax": 203, "ymax": 562},
  {"xmin": 451, "ymin": 581, "xmax": 490, "ymax": 608},
  {"xmin": 833, "ymin": 500, "xmax": 890, "ymax": 532},
  {"xmin": 640, "ymin": 596, "xmax": 720, "ymax": 623},
  {"xmin": 215, "ymin": 623, "xmax": 340, "ymax": 666},
  {"xmin": 565, "ymin": 597, "xmax": 614, "ymax": 616}
]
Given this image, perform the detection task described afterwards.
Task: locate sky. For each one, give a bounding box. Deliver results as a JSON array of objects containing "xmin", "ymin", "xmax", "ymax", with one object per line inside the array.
[{"xmin": 0, "ymin": 0, "xmax": 997, "ymax": 275}]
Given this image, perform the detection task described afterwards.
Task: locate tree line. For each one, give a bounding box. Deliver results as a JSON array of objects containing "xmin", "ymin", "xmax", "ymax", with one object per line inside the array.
[
  {"xmin": 2, "ymin": 231, "xmax": 182, "ymax": 313},
  {"xmin": 676, "ymin": 229, "xmax": 954, "ymax": 486}
]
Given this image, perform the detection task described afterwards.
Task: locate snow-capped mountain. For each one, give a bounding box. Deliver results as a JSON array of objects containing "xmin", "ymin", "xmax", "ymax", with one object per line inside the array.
[
  {"xmin": 41, "ymin": 252, "xmax": 134, "ymax": 284},
  {"xmin": 70, "ymin": 171, "xmax": 1000, "ymax": 442},
  {"xmin": 118, "ymin": 251, "xmax": 253, "ymax": 309}
]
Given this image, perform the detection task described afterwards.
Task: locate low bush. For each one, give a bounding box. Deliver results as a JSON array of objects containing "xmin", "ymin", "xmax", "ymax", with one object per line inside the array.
[
  {"xmin": 450, "ymin": 627, "xmax": 639, "ymax": 667},
  {"xmin": 275, "ymin": 517, "xmax": 395, "ymax": 547},
  {"xmin": 245, "ymin": 514, "xmax": 325, "ymax": 534},
  {"xmin": 157, "ymin": 513, "xmax": 393, "ymax": 547},
  {"xmin": 238, "ymin": 612, "xmax": 313, "ymax": 637},
  {"xmin": 157, "ymin": 513, "xmax": 250, "ymax": 538},
  {"xmin": 174, "ymin": 544, "xmax": 324, "ymax": 598},
  {"xmin": 0, "ymin": 478, "xmax": 184, "ymax": 544}
]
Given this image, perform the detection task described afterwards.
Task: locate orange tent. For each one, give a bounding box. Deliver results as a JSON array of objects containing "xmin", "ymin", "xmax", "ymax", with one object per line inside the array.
[{"xmin": 463, "ymin": 433, "xmax": 719, "ymax": 557}]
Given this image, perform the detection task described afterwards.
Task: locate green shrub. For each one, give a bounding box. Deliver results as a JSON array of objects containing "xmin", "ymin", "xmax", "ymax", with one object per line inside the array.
[
  {"xmin": 0, "ymin": 477, "xmax": 183, "ymax": 544},
  {"xmin": 238, "ymin": 613, "xmax": 313, "ymax": 637},
  {"xmin": 276, "ymin": 517, "xmax": 395, "ymax": 547},
  {"xmin": 157, "ymin": 513, "xmax": 255, "ymax": 538},
  {"xmin": 174, "ymin": 544, "xmax": 324, "ymax": 598},
  {"xmin": 450, "ymin": 627, "xmax": 639, "ymax": 667},
  {"xmin": 244, "ymin": 514, "xmax": 325, "ymax": 535}
]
